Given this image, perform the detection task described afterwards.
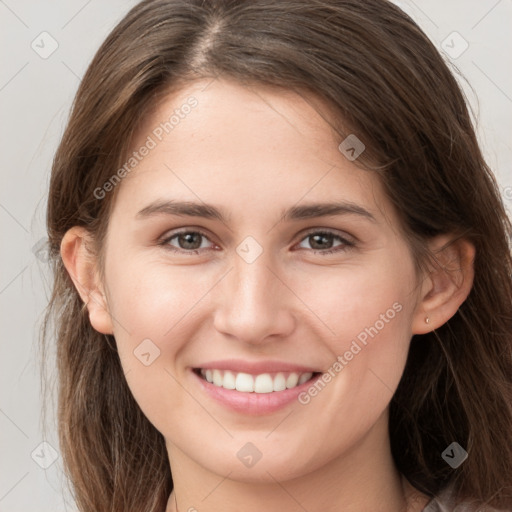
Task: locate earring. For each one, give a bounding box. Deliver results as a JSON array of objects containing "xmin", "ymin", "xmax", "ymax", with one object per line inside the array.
[{"xmin": 425, "ymin": 316, "xmax": 430, "ymax": 324}]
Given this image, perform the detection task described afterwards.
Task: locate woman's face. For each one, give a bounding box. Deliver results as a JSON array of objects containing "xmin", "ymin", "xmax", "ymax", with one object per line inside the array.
[{"xmin": 98, "ymin": 78, "xmax": 426, "ymax": 482}]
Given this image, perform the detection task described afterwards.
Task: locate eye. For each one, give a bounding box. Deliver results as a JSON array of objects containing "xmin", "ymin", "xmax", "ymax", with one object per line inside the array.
[
  {"xmin": 159, "ymin": 228, "xmax": 356, "ymax": 256},
  {"xmin": 295, "ymin": 230, "xmax": 355, "ymax": 255},
  {"xmin": 160, "ymin": 230, "xmax": 215, "ymax": 254}
]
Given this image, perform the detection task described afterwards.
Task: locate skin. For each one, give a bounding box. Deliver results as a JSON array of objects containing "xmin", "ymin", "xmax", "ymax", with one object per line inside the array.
[{"xmin": 61, "ymin": 77, "xmax": 475, "ymax": 512}]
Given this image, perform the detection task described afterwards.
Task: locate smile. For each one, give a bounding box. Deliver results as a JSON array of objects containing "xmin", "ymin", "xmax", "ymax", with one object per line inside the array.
[{"xmin": 195, "ymin": 368, "xmax": 319, "ymax": 393}]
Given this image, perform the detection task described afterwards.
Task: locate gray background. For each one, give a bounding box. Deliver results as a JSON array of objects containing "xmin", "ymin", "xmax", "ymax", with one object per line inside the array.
[{"xmin": 0, "ymin": 1, "xmax": 511, "ymax": 510}]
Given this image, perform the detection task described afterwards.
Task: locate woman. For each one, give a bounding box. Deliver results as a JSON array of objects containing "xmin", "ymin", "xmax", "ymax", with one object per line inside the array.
[{"xmin": 42, "ymin": 0, "xmax": 512, "ymax": 510}]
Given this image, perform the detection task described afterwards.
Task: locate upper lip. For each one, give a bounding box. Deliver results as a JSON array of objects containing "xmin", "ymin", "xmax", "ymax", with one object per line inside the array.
[{"xmin": 193, "ymin": 359, "xmax": 320, "ymax": 375}]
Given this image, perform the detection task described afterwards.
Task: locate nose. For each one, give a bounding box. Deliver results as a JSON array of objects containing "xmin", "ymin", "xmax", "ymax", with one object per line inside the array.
[{"xmin": 213, "ymin": 250, "xmax": 296, "ymax": 346}]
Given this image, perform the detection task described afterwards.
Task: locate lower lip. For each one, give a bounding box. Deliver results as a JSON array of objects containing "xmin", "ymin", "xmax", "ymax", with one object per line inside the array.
[{"xmin": 191, "ymin": 369, "xmax": 322, "ymax": 415}]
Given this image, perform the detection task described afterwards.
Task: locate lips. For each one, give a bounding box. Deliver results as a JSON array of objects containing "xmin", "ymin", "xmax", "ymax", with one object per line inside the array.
[
  {"xmin": 191, "ymin": 366, "xmax": 322, "ymax": 414},
  {"xmin": 190, "ymin": 359, "xmax": 322, "ymax": 413}
]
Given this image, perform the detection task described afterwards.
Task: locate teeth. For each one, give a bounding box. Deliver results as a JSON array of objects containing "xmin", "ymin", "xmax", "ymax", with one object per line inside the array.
[
  {"xmin": 286, "ymin": 373, "xmax": 299, "ymax": 388},
  {"xmin": 298, "ymin": 373, "xmax": 311, "ymax": 385},
  {"xmin": 213, "ymin": 369, "xmax": 223, "ymax": 387},
  {"xmin": 223, "ymin": 370, "xmax": 236, "ymax": 390},
  {"xmin": 236, "ymin": 372, "xmax": 254, "ymax": 392},
  {"xmin": 254, "ymin": 374, "xmax": 273, "ymax": 393},
  {"xmin": 273, "ymin": 373, "xmax": 287, "ymax": 391},
  {"xmin": 199, "ymin": 369, "xmax": 314, "ymax": 393}
]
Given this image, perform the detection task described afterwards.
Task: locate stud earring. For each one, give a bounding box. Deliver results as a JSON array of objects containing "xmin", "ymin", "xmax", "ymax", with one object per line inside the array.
[{"xmin": 425, "ymin": 316, "xmax": 430, "ymax": 324}]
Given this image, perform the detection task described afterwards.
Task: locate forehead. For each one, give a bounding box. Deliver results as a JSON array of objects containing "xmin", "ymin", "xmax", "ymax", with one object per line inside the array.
[{"xmin": 111, "ymin": 78, "xmax": 390, "ymax": 223}]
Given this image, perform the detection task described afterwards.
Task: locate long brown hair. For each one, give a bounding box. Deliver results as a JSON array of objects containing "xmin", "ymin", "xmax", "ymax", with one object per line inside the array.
[{"xmin": 41, "ymin": 0, "xmax": 512, "ymax": 510}]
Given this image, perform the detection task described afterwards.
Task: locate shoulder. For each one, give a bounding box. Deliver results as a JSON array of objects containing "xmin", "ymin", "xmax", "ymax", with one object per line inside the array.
[{"xmin": 421, "ymin": 484, "xmax": 512, "ymax": 512}]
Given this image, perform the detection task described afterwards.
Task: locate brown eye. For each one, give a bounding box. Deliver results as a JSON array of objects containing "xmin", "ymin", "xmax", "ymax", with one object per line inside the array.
[
  {"xmin": 161, "ymin": 230, "xmax": 213, "ymax": 254},
  {"xmin": 296, "ymin": 230, "xmax": 355, "ymax": 255}
]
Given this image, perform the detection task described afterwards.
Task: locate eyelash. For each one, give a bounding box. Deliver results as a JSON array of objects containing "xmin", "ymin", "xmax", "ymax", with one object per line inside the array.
[{"xmin": 158, "ymin": 228, "xmax": 356, "ymax": 256}]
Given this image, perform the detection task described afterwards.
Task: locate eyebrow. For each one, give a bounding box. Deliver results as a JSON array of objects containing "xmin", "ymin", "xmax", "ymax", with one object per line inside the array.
[{"xmin": 135, "ymin": 200, "xmax": 377, "ymax": 223}]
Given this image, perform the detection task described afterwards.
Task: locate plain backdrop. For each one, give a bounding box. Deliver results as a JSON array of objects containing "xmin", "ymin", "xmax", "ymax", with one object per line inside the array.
[{"xmin": 1, "ymin": 1, "xmax": 511, "ymax": 510}]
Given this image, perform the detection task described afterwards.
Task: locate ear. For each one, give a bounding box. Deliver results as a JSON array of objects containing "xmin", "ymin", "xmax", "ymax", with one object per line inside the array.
[
  {"xmin": 60, "ymin": 226, "xmax": 114, "ymax": 335},
  {"xmin": 412, "ymin": 234, "xmax": 475, "ymax": 335}
]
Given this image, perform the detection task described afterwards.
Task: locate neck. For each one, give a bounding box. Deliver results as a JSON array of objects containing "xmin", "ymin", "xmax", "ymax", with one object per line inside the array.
[{"xmin": 164, "ymin": 411, "xmax": 430, "ymax": 512}]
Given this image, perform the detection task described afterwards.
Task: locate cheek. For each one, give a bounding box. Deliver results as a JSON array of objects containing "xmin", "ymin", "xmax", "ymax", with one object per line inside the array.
[
  {"xmin": 105, "ymin": 254, "xmax": 203, "ymax": 340},
  {"xmin": 104, "ymin": 260, "xmax": 196, "ymax": 429},
  {"xmin": 295, "ymin": 252, "xmax": 415, "ymax": 406},
  {"xmin": 101, "ymin": 256, "xmax": 196, "ymax": 412},
  {"xmin": 295, "ymin": 253, "xmax": 413, "ymax": 350}
]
